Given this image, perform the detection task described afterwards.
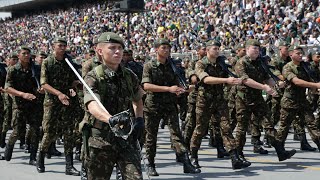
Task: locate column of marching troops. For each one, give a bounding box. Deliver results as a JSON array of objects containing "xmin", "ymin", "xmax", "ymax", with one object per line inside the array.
[{"xmin": 0, "ymin": 31, "xmax": 320, "ymax": 180}]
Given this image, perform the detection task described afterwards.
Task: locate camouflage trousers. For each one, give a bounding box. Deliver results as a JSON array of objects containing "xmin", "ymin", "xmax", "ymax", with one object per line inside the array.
[
  {"xmin": 144, "ymin": 106, "xmax": 187, "ymax": 160},
  {"xmin": 2, "ymin": 94, "xmax": 12, "ymax": 133},
  {"xmin": 277, "ymin": 107, "xmax": 320, "ymax": 145},
  {"xmin": 271, "ymin": 96, "xmax": 281, "ymax": 126},
  {"xmin": 190, "ymin": 99, "xmax": 236, "ymax": 152},
  {"xmin": 177, "ymin": 94, "xmax": 188, "ymax": 121},
  {"xmin": 235, "ymin": 96, "xmax": 277, "ymax": 152},
  {"xmin": 7, "ymin": 106, "xmax": 40, "ymax": 149},
  {"xmin": 183, "ymin": 103, "xmax": 196, "ymax": 147},
  {"xmin": 39, "ymin": 103, "xmax": 75, "ymax": 156},
  {"xmin": 86, "ymin": 134, "xmax": 142, "ymax": 180}
]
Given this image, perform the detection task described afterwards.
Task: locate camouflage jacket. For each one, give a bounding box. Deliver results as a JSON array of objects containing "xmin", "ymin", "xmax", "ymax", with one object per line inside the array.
[
  {"xmin": 5, "ymin": 62, "xmax": 38, "ymax": 108},
  {"xmin": 195, "ymin": 56, "xmax": 228, "ymax": 102},
  {"xmin": 281, "ymin": 61, "xmax": 311, "ymax": 109},
  {"xmin": 40, "ymin": 54, "xmax": 77, "ymax": 104},
  {"xmin": 84, "ymin": 64, "xmax": 142, "ymax": 116},
  {"xmin": 235, "ymin": 55, "xmax": 270, "ymax": 103},
  {"xmin": 124, "ymin": 61, "xmax": 143, "ymax": 83},
  {"xmin": 185, "ymin": 67, "xmax": 198, "ymax": 104},
  {"xmin": 269, "ymin": 54, "xmax": 291, "ymax": 77},
  {"xmin": 141, "ymin": 58, "xmax": 179, "ymax": 112},
  {"xmin": 82, "ymin": 56, "xmax": 101, "ymax": 78}
]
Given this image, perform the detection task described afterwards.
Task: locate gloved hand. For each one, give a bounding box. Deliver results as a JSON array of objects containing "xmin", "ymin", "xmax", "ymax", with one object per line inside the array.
[
  {"xmin": 132, "ymin": 117, "xmax": 144, "ymax": 141},
  {"xmin": 108, "ymin": 111, "xmax": 131, "ymax": 127}
]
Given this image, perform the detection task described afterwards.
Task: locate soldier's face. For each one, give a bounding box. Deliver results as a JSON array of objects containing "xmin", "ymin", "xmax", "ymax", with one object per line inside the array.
[
  {"xmin": 7, "ymin": 57, "xmax": 18, "ymax": 66},
  {"xmin": 198, "ymin": 47, "xmax": 206, "ymax": 57},
  {"xmin": 97, "ymin": 43, "xmax": 123, "ymax": 66},
  {"xmin": 237, "ymin": 48, "xmax": 246, "ymax": 57},
  {"xmin": 18, "ymin": 50, "xmax": 31, "ymax": 64},
  {"xmin": 290, "ymin": 49, "xmax": 303, "ymax": 62},
  {"xmin": 156, "ymin": 45, "xmax": 170, "ymax": 59},
  {"xmin": 246, "ymin": 46, "xmax": 260, "ymax": 60},
  {"xmin": 53, "ymin": 43, "xmax": 67, "ymax": 55},
  {"xmin": 207, "ymin": 45, "xmax": 220, "ymax": 59},
  {"xmin": 279, "ymin": 46, "xmax": 289, "ymax": 57},
  {"xmin": 36, "ymin": 55, "xmax": 46, "ymax": 65},
  {"xmin": 313, "ymin": 54, "xmax": 320, "ymax": 63}
]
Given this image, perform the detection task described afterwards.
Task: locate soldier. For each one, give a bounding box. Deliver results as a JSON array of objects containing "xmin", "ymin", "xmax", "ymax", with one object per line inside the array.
[
  {"xmin": 3, "ymin": 46, "xmax": 40, "ymax": 165},
  {"xmin": 277, "ymin": 45, "xmax": 320, "ymax": 152},
  {"xmin": 83, "ymin": 32, "xmax": 144, "ymax": 180},
  {"xmin": 142, "ymin": 38, "xmax": 200, "ymax": 176},
  {"xmin": 1, "ymin": 53, "xmax": 18, "ymax": 149},
  {"xmin": 234, "ymin": 39, "xmax": 296, "ymax": 162},
  {"xmin": 189, "ymin": 40, "xmax": 250, "ymax": 170},
  {"xmin": 0, "ymin": 54, "xmax": 7, "ymax": 160},
  {"xmin": 122, "ymin": 49, "xmax": 143, "ymax": 83},
  {"xmin": 184, "ymin": 43, "xmax": 207, "ymax": 150},
  {"xmin": 36, "ymin": 37, "xmax": 80, "ymax": 176},
  {"xmin": 269, "ymin": 42, "xmax": 316, "ymax": 151},
  {"xmin": 228, "ymin": 43, "xmax": 246, "ymax": 130},
  {"xmin": 309, "ymin": 50, "xmax": 320, "ymax": 130}
]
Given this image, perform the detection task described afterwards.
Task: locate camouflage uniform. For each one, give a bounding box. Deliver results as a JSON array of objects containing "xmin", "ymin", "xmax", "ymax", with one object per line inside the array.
[
  {"xmin": 4, "ymin": 62, "xmax": 40, "ymax": 162},
  {"xmin": 190, "ymin": 56, "xmax": 237, "ymax": 154},
  {"xmin": 38, "ymin": 53, "xmax": 78, "ymax": 172},
  {"xmin": 234, "ymin": 55, "xmax": 278, "ymax": 153},
  {"xmin": 269, "ymin": 54, "xmax": 291, "ymax": 126},
  {"xmin": 0, "ymin": 64, "xmax": 6, "ymax": 152},
  {"xmin": 84, "ymin": 64, "xmax": 143, "ymax": 180},
  {"xmin": 183, "ymin": 67, "xmax": 198, "ymax": 149},
  {"xmin": 277, "ymin": 61, "xmax": 320, "ymax": 149},
  {"xmin": 142, "ymin": 59, "xmax": 187, "ymax": 158},
  {"xmin": 308, "ymin": 61, "xmax": 320, "ymax": 129}
]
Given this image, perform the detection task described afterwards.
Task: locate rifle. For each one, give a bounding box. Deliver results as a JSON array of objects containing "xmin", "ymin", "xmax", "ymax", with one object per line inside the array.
[
  {"xmin": 216, "ymin": 56, "xmax": 238, "ymax": 78},
  {"xmin": 30, "ymin": 59, "xmax": 41, "ymax": 89},
  {"xmin": 259, "ymin": 55, "xmax": 282, "ymax": 94},
  {"xmin": 168, "ymin": 58, "xmax": 189, "ymax": 90},
  {"xmin": 300, "ymin": 61, "xmax": 319, "ymax": 83}
]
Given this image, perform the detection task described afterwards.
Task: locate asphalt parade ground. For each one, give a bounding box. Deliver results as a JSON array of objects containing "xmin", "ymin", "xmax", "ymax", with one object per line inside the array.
[{"xmin": 1, "ymin": 128, "xmax": 320, "ymax": 180}]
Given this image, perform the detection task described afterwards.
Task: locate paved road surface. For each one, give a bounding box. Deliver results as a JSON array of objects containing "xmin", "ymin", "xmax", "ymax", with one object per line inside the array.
[{"xmin": 0, "ymin": 129, "xmax": 320, "ymax": 180}]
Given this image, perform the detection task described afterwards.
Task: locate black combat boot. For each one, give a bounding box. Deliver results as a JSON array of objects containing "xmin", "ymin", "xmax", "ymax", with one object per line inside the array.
[
  {"xmin": 36, "ymin": 151, "xmax": 45, "ymax": 173},
  {"xmin": 300, "ymin": 134, "xmax": 316, "ymax": 151},
  {"xmin": 176, "ymin": 152, "xmax": 184, "ymax": 163},
  {"xmin": 4, "ymin": 144, "xmax": 14, "ymax": 161},
  {"xmin": 29, "ymin": 145, "xmax": 37, "ymax": 166},
  {"xmin": 263, "ymin": 136, "xmax": 272, "ymax": 148},
  {"xmin": 229, "ymin": 149, "xmax": 244, "ymax": 170},
  {"xmin": 20, "ymin": 138, "xmax": 25, "ymax": 150},
  {"xmin": 216, "ymin": 136, "xmax": 230, "ymax": 158},
  {"xmin": 52, "ymin": 143, "xmax": 62, "ymax": 156},
  {"xmin": 80, "ymin": 161, "xmax": 88, "ymax": 180},
  {"xmin": 115, "ymin": 164, "xmax": 123, "ymax": 180},
  {"xmin": 180, "ymin": 152, "xmax": 201, "ymax": 174},
  {"xmin": 146, "ymin": 157, "xmax": 159, "ymax": 176},
  {"xmin": 75, "ymin": 144, "xmax": 81, "ymax": 161},
  {"xmin": 253, "ymin": 143, "xmax": 268, "ymax": 154},
  {"xmin": 238, "ymin": 151, "xmax": 251, "ymax": 168},
  {"xmin": 65, "ymin": 154, "xmax": 80, "ymax": 176},
  {"xmin": 251, "ymin": 136, "xmax": 263, "ymax": 145},
  {"xmin": 273, "ymin": 141, "xmax": 296, "ymax": 161},
  {"xmin": 190, "ymin": 148, "xmax": 201, "ymax": 168},
  {"xmin": 0, "ymin": 132, "xmax": 6, "ymax": 148},
  {"xmin": 208, "ymin": 129, "xmax": 216, "ymax": 147}
]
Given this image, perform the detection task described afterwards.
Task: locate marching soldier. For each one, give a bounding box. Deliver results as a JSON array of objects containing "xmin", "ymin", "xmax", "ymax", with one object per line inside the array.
[
  {"xmin": 189, "ymin": 40, "xmax": 250, "ymax": 170},
  {"xmin": 36, "ymin": 37, "xmax": 80, "ymax": 175},
  {"xmin": 277, "ymin": 45, "xmax": 320, "ymax": 152},
  {"xmin": 4, "ymin": 46, "xmax": 40, "ymax": 165},
  {"xmin": 234, "ymin": 39, "xmax": 296, "ymax": 162},
  {"xmin": 142, "ymin": 38, "xmax": 200, "ymax": 176}
]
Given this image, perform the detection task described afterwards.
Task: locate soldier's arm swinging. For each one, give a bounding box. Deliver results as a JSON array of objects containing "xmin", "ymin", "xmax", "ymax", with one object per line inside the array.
[
  {"xmin": 242, "ymin": 78, "xmax": 277, "ymax": 96},
  {"xmin": 143, "ymin": 83, "xmax": 184, "ymax": 95},
  {"xmin": 291, "ymin": 77, "xmax": 320, "ymax": 89},
  {"xmin": 5, "ymin": 87, "xmax": 36, "ymax": 101},
  {"xmin": 41, "ymin": 83, "xmax": 70, "ymax": 105}
]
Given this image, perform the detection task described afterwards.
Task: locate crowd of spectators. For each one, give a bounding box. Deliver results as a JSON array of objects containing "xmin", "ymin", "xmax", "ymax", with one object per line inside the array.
[{"xmin": 0, "ymin": 0, "xmax": 320, "ymax": 61}]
